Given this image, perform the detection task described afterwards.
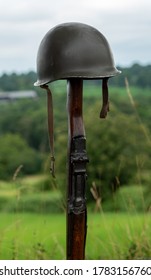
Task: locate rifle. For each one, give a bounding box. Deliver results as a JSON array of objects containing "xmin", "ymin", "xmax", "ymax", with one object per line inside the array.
[{"xmin": 67, "ymin": 78, "xmax": 89, "ymax": 260}]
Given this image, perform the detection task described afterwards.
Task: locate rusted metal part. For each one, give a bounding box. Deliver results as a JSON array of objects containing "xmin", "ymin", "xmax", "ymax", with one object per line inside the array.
[{"xmin": 67, "ymin": 78, "xmax": 88, "ymax": 260}]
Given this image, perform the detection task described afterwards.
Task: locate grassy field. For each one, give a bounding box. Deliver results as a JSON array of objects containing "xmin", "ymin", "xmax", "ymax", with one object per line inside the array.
[
  {"xmin": 0, "ymin": 213, "xmax": 66, "ymax": 260},
  {"xmin": 0, "ymin": 175, "xmax": 151, "ymax": 259},
  {"xmin": 0, "ymin": 212, "xmax": 151, "ymax": 260}
]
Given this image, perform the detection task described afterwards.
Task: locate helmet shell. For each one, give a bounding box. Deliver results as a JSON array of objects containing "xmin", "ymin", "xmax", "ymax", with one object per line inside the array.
[{"xmin": 34, "ymin": 22, "xmax": 120, "ymax": 86}]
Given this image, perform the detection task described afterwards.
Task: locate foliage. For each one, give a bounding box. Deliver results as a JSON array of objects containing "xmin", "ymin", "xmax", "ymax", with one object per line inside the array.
[
  {"xmin": 86, "ymin": 213, "xmax": 151, "ymax": 260},
  {"xmin": 85, "ymin": 103, "xmax": 151, "ymax": 199},
  {"xmin": 0, "ymin": 175, "xmax": 64, "ymax": 213},
  {"xmin": 0, "ymin": 134, "xmax": 43, "ymax": 180},
  {"xmin": 1, "ymin": 84, "xmax": 151, "ymax": 203},
  {"xmin": 0, "ymin": 98, "xmax": 49, "ymax": 151},
  {"xmin": 100, "ymin": 185, "xmax": 148, "ymax": 212},
  {"xmin": 0, "ymin": 71, "xmax": 36, "ymax": 91},
  {"xmin": 109, "ymin": 63, "xmax": 151, "ymax": 88},
  {"xmin": 5, "ymin": 192, "xmax": 63, "ymax": 214},
  {"xmin": 1, "ymin": 64, "xmax": 151, "ymax": 91},
  {"xmin": 0, "ymin": 69, "xmax": 151, "ymax": 202},
  {"xmin": 0, "ymin": 213, "xmax": 66, "ymax": 259}
]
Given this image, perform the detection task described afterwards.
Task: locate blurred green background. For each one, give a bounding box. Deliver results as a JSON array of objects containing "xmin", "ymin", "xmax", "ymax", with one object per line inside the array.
[{"xmin": 0, "ymin": 64, "xmax": 151, "ymax": 259}]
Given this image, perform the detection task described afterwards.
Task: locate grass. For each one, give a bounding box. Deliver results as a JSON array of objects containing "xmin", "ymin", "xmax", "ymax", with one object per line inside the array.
[
  {"xmin": 101, "ymin": 185, "xmax": 148, "ymax": 212},
  {"xmin": 0, "ymin": 213, "xmax": 66, "ymax": 260},
  {"xmin": 0, "ymin": 175, "xmax": 151, "ymax": 260},
  {"xmin": 86, "ymin": 212, "xmax": 151, "ymax": 260},
  {"xmin": 0, "ymin": 212, "xmax": 150, "ymax": 260},
  {"xmin": 0, "ymin": 176, "xmax": 63, "ymax": 213}
]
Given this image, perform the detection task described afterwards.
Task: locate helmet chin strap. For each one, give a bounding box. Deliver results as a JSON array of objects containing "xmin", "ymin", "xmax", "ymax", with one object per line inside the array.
[
  {"xmin": 40, "ymin": 85, "xmax": 55, "ymax": 178},
  {"xmin": 100, "ymin": 78, "xmax": 109, "ymax": 118}
]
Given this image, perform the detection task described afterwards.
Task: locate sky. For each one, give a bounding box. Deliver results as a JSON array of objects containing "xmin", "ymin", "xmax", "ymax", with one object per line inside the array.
[{"xmin": 0, "ymin": 0, "xmax": 150, "ymax": 74}]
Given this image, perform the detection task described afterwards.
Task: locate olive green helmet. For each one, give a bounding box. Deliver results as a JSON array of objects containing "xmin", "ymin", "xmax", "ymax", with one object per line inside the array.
[{"xmin": 34, "ymin": 22, "xmax": 120, "ymax": 86}]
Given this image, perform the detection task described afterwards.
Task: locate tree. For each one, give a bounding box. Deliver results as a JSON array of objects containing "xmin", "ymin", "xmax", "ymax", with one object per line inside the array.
[
  {"xmin": 0, "ymin": 134, "xmax": 43, "ymax": 180},
  {"xmin": 85, "ymin": 102, "xmax": 151, "ymax": 199}
]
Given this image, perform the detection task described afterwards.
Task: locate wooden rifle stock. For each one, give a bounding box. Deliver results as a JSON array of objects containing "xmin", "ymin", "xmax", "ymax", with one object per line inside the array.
[{"xmin": 67, "ymin": 79, "xmax": 88, "ymax": 260}]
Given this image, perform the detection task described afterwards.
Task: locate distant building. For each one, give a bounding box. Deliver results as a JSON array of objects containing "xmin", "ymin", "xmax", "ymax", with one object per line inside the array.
[{"xmin": 0, "ymin": 90, "xmax": 37, "ymax": 101}]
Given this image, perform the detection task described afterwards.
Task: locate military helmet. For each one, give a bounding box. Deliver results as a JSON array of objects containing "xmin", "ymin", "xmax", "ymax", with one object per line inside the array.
[{"xmin": 34, "ymin": 22, "xmax": 120, "ymax": 86}]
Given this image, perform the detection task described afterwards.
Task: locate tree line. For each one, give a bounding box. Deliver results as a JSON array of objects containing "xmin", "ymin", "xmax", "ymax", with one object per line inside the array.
[
  {"xmin": 0, "ymin": 63, "xmax": 151, "ymax": 91},
  {"xmin": 111, "ymin": 63, "xmax": 151, "ymax": 88}
]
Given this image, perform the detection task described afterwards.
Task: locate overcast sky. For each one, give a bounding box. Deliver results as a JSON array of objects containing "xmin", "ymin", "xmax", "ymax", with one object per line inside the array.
[{"xmin": 0, "ymin": 0, "xmax": 150, "ymax": 74}]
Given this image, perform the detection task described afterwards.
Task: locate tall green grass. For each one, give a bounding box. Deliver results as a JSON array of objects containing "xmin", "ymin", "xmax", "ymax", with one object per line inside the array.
[
  {"xmin": 0, "ymin": 212, "xmax": 150, "ymax": 259},
  {"xmin": 86, "ymin": 212, "xmax": 151, "ymax": 260},
  {"xmin": 0, "ymin": 174, "xmax": 151, "ymax": 259},
  {"xmin": 0, "ymin": 175, "xmax": 63, "ymax": 213},
  {"xmin": 0, "ymin": 213, "xmax": 66, "ymax": 260}
]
